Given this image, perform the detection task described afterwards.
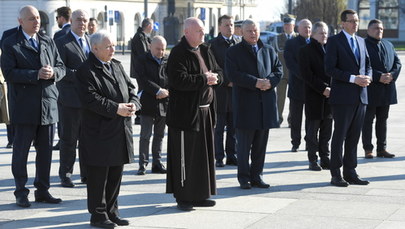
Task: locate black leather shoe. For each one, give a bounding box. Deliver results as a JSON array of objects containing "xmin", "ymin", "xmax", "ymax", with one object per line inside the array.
[
  {"xmin": 330, "ymin": 176, "xmax": 349, "ymax": 187},
  {"xmin": 52, "ymin": 142, "xmax": 60, "ymax": 150},
  {"xmin": 309, "ymin": 162, "xmax": 322, "ymax": 171},
  {"xmin": 251, "ymin": 180, "xmax": 270, "ymax": 188},
  {"xmin": 137, "ymin": 167, "xmax": 146, "ymax": 175},
  {"xmin": 90, "ymin": 220, "xmax": 117, "ymax": 228},
  {"xmin": 240, "ymin": 182, "xmax": 251, "ymax": 189},
  {"xmin": 291, "ymin": 147, "xmax": 298, "ymax": 152},
  {"xmin": 215, "ymin": 160, "xmax": 225, "ymax": 167},
  {"xmin": 6, "ymin": 143, "xmax": 12, "ymax": 148},
  {"xmin": 151, "ymin": 163, "xmax": 167, "ymax": 174},
  {"xmin": 320, "ymin": 159, "xmax": 330, "ymax": 170},
  {"xmin": 81, "ymin": 177, "xmax": 88, "ymax": 184},
  {"xmin": 377, "ymin": 150, "xmax": 395, "ymax": 158},
  {"xmin": 226, "ymin": 157, "xmax": 238, "ymax": 166},
  {"xmin": 34, "ymin": 191, "xmax": 62, "ymax": 204},
  {"xmin": 344, "ymin": 176, "xmax": 370, "ymax": 185},
  {"xmin": 192, "ymin": 199, "xmax": 216, "ymax": 207},
  {"xmin": 176, "ymin": 200, "xmax": 194, "ymax": 211},
  {"xmin": 110, "ymin": 216, "xmax": 129, "ymax": 226},
  {"xmin": 16, "ymin": 196, "xmax": 31, "ymax": 208},
  {"xmin": 61, "ymin": 177, "xmax": 75, "ymax": 187}
]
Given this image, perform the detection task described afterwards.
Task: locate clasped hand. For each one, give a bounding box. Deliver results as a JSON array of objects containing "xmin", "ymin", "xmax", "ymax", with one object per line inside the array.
[
  {"xmin": 379, "ymin": 73, "xmax": 393, "ymax": 84},
  {"xmin": 117, "ymin": 103, "xmax": 136, "ymax": 117},
  {"xmin": 256, "ymin": 78, "xmax": 271, "ymax": 91},
  {"xmin": 156, "ymin": 89, "xmax": 169, "ymax": 99},
  {"xmin": 38, "ymin": 65, "xmax": 54, "ymax": 80},
  {"xmin": 205, "ymin": 71, "xmax": 218, "ymax": 86},
  {"xmin": 354, "ymin": 75, "xmax": 371, "ymax": 87}
]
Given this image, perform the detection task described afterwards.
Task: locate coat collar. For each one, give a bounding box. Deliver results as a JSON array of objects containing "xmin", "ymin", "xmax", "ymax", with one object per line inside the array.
[{"xmin": 179, "ymin": 36, "xmax": 210, "ymax": 52}]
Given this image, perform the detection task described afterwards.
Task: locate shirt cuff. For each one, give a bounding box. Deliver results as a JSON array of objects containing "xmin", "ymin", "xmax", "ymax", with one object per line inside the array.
[
  {"xmin": 156, "ymin": 88, "xmax": 162, "ymax": 95},
  {"xmin": 350, "ymin": 75, "xmax": 356, "ymax": 83}
]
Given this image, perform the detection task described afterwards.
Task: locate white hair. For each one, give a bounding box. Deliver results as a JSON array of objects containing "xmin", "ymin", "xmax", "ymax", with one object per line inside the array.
[{"xmin": 89, "ymin": 30, "xmax": 112, "ymax": 47}]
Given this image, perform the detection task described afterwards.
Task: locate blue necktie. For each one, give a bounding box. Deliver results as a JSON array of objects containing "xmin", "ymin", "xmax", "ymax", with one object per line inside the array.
[
  {"xmin": 29, "ymin": 38, "xmax": 38, "ymax": 51},
  {"xmin": 79, "ymin": 38, "xmax": 89, "ymax": 57},
  {"xmin": 350, "ymin": 37, "xmax": 360, "ymax": 62},
  {"xmin": 252, "ymin": 45, "xmax": 257, "ymax": 55}
]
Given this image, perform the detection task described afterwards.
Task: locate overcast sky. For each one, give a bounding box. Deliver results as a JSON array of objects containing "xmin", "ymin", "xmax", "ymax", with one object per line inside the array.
[{"xmin": 255, "ymin": 0, "xmax": 288, "ymax": 22}]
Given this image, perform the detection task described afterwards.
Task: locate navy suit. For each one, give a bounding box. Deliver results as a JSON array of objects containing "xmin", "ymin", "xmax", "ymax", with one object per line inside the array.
[
  {"xmin": 226, "ymin": 39, "xmax": 282, "ymax": 184},
  {"xmin": 55, "ymin": 32, "xmax": 90, "ymax": 181},
  {"xmin": 362, "ymin": 36, "xmax": 401, "ymax": 152},
  {"xmin": 284, "ymin": 35, "xmax": 308, "ymax": 149},
  {"xmin": 53, "ymin": 24, "xmax": 71, "ymax": 40},
  {"xmin": 1, "ymin": 27, "xmax": 65, "ymax": 198},
  {"xmin": 325, "ymin": 31, "xmax": 371, "ymax": 178}
]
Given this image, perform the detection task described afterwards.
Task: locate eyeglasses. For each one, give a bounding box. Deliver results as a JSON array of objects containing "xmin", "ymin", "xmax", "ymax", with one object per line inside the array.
[{"xmin": 345, "ymin": 19, "xmax": 359, "ymax": 24}]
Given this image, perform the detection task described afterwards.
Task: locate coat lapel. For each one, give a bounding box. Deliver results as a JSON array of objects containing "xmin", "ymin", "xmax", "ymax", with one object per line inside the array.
[
  {"xmin": 68, "ymin": 33, "xmax": 87, "ymax": 60},
  {"xmin": 339, "ymin": 32, "xmax": 359, "ymax": 66}
]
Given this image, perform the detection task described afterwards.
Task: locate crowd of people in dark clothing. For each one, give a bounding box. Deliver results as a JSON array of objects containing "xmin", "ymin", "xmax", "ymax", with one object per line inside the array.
[{"xmin": 0, "ymin": 4, "xmax": 401, "ymax": 228}]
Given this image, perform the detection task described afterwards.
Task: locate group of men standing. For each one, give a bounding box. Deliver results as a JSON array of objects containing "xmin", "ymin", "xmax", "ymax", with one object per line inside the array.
[{"xmin": 0, "ymin": 4, "xmax": 401, "ymax": 228}]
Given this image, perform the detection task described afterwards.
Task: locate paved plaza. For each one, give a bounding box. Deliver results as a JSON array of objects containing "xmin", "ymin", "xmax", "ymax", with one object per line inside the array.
[{"xmin": 0, "ymin": 53, "xmax": 404, "ymax": 229}]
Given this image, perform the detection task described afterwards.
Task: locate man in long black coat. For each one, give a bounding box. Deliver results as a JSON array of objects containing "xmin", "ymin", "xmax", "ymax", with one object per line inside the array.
[
  {"xmin": 208, "ymin": 14, "xmax": 240, "ymax": 167},
  {"xmin": 225, "ymin": 19, "xmax": 282, "ymax": 189},
  {"xmin": 76, "ymin": 31, "xmax": 140, "ymax": 228},
  {"xmin": 284, "ymin": 19, "xmax": 312, "ymax": 152},
  {"xmin": 166, "ymin": 17, "xmax": 223, "ymax": 211},
  {"xmin": 362, "ymin": 19, "xmax": 401, "ymax": 159},
  {"xmin": 1, "ymin": 5, "xmax": 65, "ymax": 207},
  {"xmin": 298, "ymin": 21, "xmax": 332, "ymax": 171},
  {"xmin": 130, "ymin": 18, "xmax": 153, "ymax": 79}
]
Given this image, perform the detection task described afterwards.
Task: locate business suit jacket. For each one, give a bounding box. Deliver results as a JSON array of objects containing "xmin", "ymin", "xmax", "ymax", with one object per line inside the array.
[
  {"xmin": 55, "ymin": 32, "xmax": 89, "ymax": 108},
  {"xmin": 298, "ymin": 38, "xmax": 331, "ymax": 120},
  {"xmin": 365, "ymin": 36, "xmax": 401, "ymax": 106},
  {"xmin": 135, "ymin": 51, "xmax": 169, "ymax": 117},
  {"xmin": 76, "ymin": 52, "xmax": 140, "ymax": 166},
  {"xmin": 284, "ymin": 35, "xmax": 308, "ymax": 101},
  {"xmin": 53, "ymin": 24, "xmax": 71, "ymax": 40},
  {"xmin": 0, "ymin": 27, "xmax": 19, "ymax": 50},
  {"xmin": 1, "ymin": 27, "xmax": 65, "ymax": 125},
  {"xmin": 209, "ymin": 33, "xmax": 241, "ymax": 113},
  {"xmin": 166, "ymin": 36, "xmax": 223, "ymax": 132},
  {"xmin": 130, "ymin": 27, "xmax": 151, "ymax": 79},
  {"xmin": 225, "ymin": 39, "xmax": 282, "ymax": 130},
  {"xmin": 325, "ymin": 31, "xmax": 372, "ymax": 105}
]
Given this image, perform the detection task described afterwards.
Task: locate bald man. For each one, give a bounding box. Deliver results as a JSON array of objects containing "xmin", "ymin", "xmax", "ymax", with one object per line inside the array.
[
  {"xmin": 55, "ymin": 9, "xmax": 90, "ymax": 188},
  {"xmin": 135, "ymin": 36, "xmax": 169, "ymax": 175},
  {"xmin": 1, "ymin": 5, "xmax": 65, "ymax": 207},
  {"xmin": 166, "ymin": 17, "xmax": 223, "ymax": 211}
]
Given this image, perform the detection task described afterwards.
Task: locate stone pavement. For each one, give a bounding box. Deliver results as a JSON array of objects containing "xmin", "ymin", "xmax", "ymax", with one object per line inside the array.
[{"xmin": 0, "ymin": 53, "xmax": 405, "ymax": 229}]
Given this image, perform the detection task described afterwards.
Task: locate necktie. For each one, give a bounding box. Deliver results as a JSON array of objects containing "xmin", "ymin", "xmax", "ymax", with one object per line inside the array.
[
  {"xmin": 226, "ymin": 39, "xmax": 234, "ymax": 46},
  {"xmin": 287, "ymin": 34, "xmax": 291, "ymax": 39},
  {"xmin": 350, "ymin": 37, "xmax": 360, "ymax": 62},
  {"xmin": 104, "ymin": 63, "xmax": 111, "ymax": 72},
  {"xmin": 252, "ymin": 45, "xmax": 257, "ymax": 55},
  {"xmin": 306, "ymin": 38, "xmax": 310, "ymax": 44},
  {"xmin": 29, "ymin": 38, "xmax": 38, "ymax": 51},
  {"xmin": 79, "ymin": 38, "xmax": 88, "ymax": 56}
]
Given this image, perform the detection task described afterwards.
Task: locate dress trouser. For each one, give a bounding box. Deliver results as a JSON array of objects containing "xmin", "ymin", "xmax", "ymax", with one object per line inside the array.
[
  {"xmin": 236, "ymin": 128, "xmax": 269, "ymax": 184},
  {"xmin": 330, "ymin": 103, "xmax": 366, "ymax": 178},
  {"xmin": 139, "ymin": 115, "xmax": 166, "ymax": 167},
  {"xmin": 59, "ymin": 105, "xmax": 87, "ymax": 179},
  {"xmin": 12, "ymin": 124, "xmax": 55, "ymax": 198},
  {"xmin": 214, "ymin": 111, "xmax": 236, "ymax": 161},
  {"xmin": 305, "ymin": 119, "xmax": 332, "ymax": 162},
  {"xmin": 87, "ymin": 165, "xmax": 123, "ymax": 222},
  {"xmin": 289, "ymin": 98, "xmax": 305, "ymax": 148},
  {"xmin": 362, "ymin": 105, "xmax": 390, "ymax": 152}
]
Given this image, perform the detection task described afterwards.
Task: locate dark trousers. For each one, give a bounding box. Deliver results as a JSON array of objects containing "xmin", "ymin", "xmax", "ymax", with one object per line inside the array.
[
  {"xmin": 305, "ymin": 119, "xmax": 332, "ymax": 163},
  {"xmin": 289, "ymin": 98, "xmax": 306, "ymax": 148},
  {"xmin": 87, "ymin": 165, "xmax": 123, "ymax": 222},
  {"xmin": 236, "ymin": 128, "xmax": 269, "ymax": 184},
  {"xmin": 59, "ymin": 105, "xmax": 86, "ymax": 179},
  {"xmin": 330, "ymin": 103, "xmax": 366, "ymax": 178},
  {"xmin": 6, "ymin": 124, "xmax": 14, "ymax": 145},
  {"xmin": 139, "ymin": 115, "xmax": 166, "ymax": 167},
  {"xmin": 362, "ymin": 105, "xmax": 390, "ymax": 152},
  {"xmin": 12, "ymin": 124, "xmax": 55, "ymax": 198},
  {"xmin": 214, "ymin": 111, "xmax": 236, "ymax": 161},
  {"xmin": 277, "ymin": 77, "xmax": 288, "ymax": 123}
]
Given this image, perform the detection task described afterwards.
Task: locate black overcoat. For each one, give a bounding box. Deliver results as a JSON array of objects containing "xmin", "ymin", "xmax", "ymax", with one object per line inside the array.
[{"xmin": 76, "ymin": 52, "xmax": 140, "ymax": 166}]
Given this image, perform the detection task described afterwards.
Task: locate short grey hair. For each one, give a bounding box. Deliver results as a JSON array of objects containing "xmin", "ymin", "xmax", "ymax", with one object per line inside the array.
[
  {"xmin": 90, "ymin": 30, "xmax": 112, "ymax": 48},
  {"xmin": 312, "ymin": 21, "xmax": 328, "ymax": 34},
  {"xmin": 298, "ymin": 19, "xmax": 312, "ymax": 27},
  {"xmin": 71, "ymin": 9, "xmax": 89, "ymax": 20},
  {"xmin": 241, "ymin": 19, "xmax": 258, "ymax": 30},
  {"xmin": 151, "ymin": 35, "xmax": 167, "ymax": 45}
]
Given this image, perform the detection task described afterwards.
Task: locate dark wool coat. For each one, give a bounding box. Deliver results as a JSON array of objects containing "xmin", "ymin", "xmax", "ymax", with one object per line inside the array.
[
  {"xmin": 166, "ymin": 36, "xmax": 223, "ymax": 132},
  {"xmin": 1, "ymin": 27, "xmax": 65, "ymax": 125},
  {"xmin": 365, "ymin": 36, "xmax": 401, "ymax": 106},
  {"xmin": 298, "ymin": 38, "xmax": 332, "ymax": 120},
  {"xmin": 130, "ymin": 27, "xmax": 151, "ymax": 79},
  {"xmin": 76, "ymin": 52, "xmax": 140, "ymax": 166}
]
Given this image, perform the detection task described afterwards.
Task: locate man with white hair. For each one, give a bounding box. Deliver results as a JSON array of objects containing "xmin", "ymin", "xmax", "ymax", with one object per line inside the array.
[
  {"xmin": 1, "ymin": 5, "xmax": 65, "ymax": 208},
  {"xmin": 225, "ymin": 19, "xmax": 282, "ymax": 189},
  {"xmin": 55, "ymin": 9, "xmax": 90, "ymax": 187},
  {"xmin": 166, "ymin": 17, "xmax": 223, "ymax": 211},
  {"xmin": 76, "ymin": 30, "xmax": 140, "ymax": 228}
]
